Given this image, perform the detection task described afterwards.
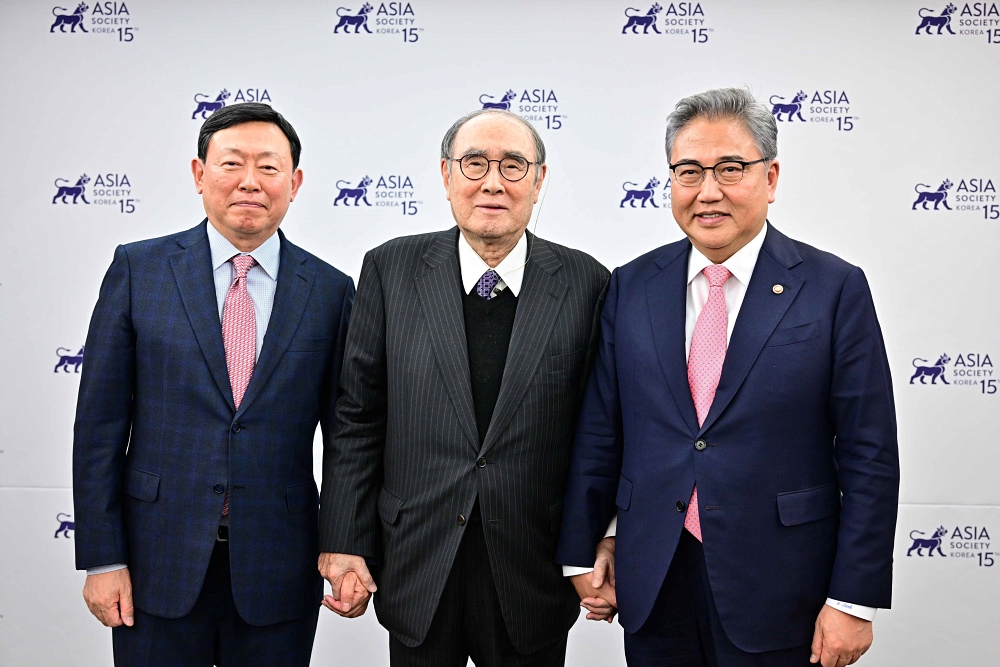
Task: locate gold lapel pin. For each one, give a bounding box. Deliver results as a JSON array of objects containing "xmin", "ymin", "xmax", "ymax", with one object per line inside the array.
[{"xmin": 772, "ymin": 284, "xmax": 784, "ymax": 294}]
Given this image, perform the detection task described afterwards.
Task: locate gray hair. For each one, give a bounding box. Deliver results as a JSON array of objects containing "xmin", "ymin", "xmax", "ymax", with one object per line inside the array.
[
  {"xmin": 441, "ymin": 109, "xmax": 546, "ymax": 167},
  {"xmin": 664, "ymin": 87, "xmax": 777, "ymax": 163}
]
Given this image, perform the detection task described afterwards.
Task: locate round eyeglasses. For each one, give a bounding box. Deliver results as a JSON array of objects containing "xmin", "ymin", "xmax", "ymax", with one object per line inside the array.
[
  {"xmin": 449, "ymin": 155, "xmax": 541, "ymax": 182},
  {"xmin": 669, "ymin": 158, "xmax": 771, "ymax": 187}
]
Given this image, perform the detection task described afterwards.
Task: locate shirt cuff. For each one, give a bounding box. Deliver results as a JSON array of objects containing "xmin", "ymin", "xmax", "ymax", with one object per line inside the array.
[
  {"xmin": 86, "ymin": 563, "xmax": 128, "ymax": 576},
  {"xmin": 604, "ymin": 514, "xmax": 618, "ymax": 537},
  {"xmin": 825, "ymin": 598, "xmax": 877, "ymax": 621},
  {"xmin": 562, "ymin": 565, "xmax": 594, "ymax": 577}
]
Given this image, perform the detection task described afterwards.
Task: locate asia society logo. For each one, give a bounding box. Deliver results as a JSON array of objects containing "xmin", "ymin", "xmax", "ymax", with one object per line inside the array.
[
  {"xmin": 54, "ymin": 513, "xmax": 75, "ymax": 538},
  {"xmin": 333, "ymin": 3, "xmax": 422, "ymax": 43},
  {"xmin": 914, "ymin": 3, "xmax": 1000, "ymax": 43},
  {"xmin": 768, "ymin": 90, "xmax": 857, "ymax": 132},
  {"xmin": 911, "ymin": 178, "xmax": 998, "ymax": 219},
  {"xmin": 621, "ymin": 3, "xmax": 712, "ymax": 43},
  {"xmin": 54, "ymin": 346, "xmax": 85, "ymax": 373},
  {"xmin": 191, "ymin": 89, "xmax": 272, "ymax": 120},
  {"xmin": 49, "ymin": 2, "xmax": 137, "ymax": 42},
  {"xmin": 905, "ymin": 525, "xmax": 994, "ymax": 567},
  {"xmin": 333, "ymin": 175, "xmax": 421, "ymax": 215},
  {"xmin": 620, "ymin": 177, "xmax": 670, "ymax": 208},
  {"xmin": 478, "ymin": 89, "xmax": 564, "ymax": 131},
  {"xmin": 908, "ymin": 352, "xmax": 995, "ymax": 393},
  {"xmin": 52, "ymin": 173, "xmax": 138, "ymax": 213}
]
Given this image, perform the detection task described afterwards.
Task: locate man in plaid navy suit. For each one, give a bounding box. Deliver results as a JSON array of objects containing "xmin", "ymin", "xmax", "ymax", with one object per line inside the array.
[{"xmin": 72, "ymin": 104, "xmax": 354, "ymax": 666}]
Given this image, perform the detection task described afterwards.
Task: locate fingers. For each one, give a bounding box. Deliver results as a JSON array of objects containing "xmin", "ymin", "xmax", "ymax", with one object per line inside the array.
[
  {"xmin": 354, "ymin": 560, "xmax": 377, "ymax": 594},
  {"xmin": 339, "ymin": 571, "xmax": 359, "ymax": 611},
  {"xmin": 119, "ymin": 584, "xmax": 134, "ymax": 627},
  {"xmin": 810, "ymin": 622, "xmax": 823, "ymax": 664},
  {"xmin": 592, "ymin": 558, "xmax": 606, "ymax": 589}
]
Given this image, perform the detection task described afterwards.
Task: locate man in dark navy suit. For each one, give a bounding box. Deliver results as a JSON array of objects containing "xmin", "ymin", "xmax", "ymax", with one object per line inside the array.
[
  {"xmin": 557, "ymin": 88, "xmax": 899, "ymax": 667},
  {"xmin": 73, "ymin": 103, "xmax": 354, "ymax": 666}
]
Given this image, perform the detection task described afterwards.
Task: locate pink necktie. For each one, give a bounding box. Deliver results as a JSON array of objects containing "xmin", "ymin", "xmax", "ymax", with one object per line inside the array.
[
  {"xmin": 685, "ymin": 264, "xmax": 731, "ymax": 542},
  {"xmin": 221, "ymin": 254, "xmax": 257, "ymax": 516}
]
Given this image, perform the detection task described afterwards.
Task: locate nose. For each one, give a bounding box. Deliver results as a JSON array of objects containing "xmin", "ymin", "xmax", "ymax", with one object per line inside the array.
[
  {"xmin": 479, "ymin": 162, "xmax": 505, "ymax": 195},
  {"xmin": 238, "ymin": 165, "xmax": 260, "ymax": 192},
  {"xmin": 697, "ymin": 171, "xmax": 724, "ymax": 203}
]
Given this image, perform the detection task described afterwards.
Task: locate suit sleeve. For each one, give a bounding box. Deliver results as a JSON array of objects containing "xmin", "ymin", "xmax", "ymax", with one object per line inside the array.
[
  {"xmin": 319, "ymin": 276, "xmax": 356, "ymax": 452},
  {"xmin": 827, "ymin": 266, "xmax": 900, "ymax": 608},
  {"xmin": 72, "ymin": 245, "xmax": 136, "ymax": 570},
  {"xmin": 556, "ymin": 268, "xmax": 624, "ymax": 568},
  {"xmin": 319, "ymin": 252, "xmax": 386, "ymax": 558}
]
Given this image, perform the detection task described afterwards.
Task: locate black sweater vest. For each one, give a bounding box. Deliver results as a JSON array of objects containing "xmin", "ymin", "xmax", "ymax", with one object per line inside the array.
[{"xmin": 462, "ymin": 286, "xmax": 518, "ymax": 444}]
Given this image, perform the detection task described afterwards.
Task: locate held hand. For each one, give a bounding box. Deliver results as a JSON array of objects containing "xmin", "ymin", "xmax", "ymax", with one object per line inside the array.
[
  {"xmin": 318, "ymin": 552, "xmax": 377, "ymax": 618},
  {"xmin": 570, "ymin": 537, "xmax": 618, "ymax": 623},
  {"xmin": 82, "ymin": 568, "xmax": 134, "ymax": 628},
  {"xmin": 810, "ymin": 605, "xmax": 873, "ymax": 667}
]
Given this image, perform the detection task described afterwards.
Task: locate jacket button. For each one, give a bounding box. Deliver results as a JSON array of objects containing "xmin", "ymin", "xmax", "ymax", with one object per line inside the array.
[
  {"xmin": 457, "ymin": 514, "xmax": 467, "ymax": 526},
  {"xmin": 694, "ymin": 439, "xmax": 708, "ymax": 451},
  {"xmin": 214, "ymin": 484, "xmax": 225, "ymax": 494},
  {"xmin": 676, "ymin": 500, "xmax": 686, "ymax": 512},
  {"xmin": 477, "ymin": 457, "xmax": 487, "ymax": 468},
  {"xmin": 231, "ymin": 422, "xmax": 242, "ymax": 433}
]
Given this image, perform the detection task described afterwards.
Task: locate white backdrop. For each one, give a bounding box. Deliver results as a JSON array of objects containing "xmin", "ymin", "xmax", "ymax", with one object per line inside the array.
[{"xmin": 1, "ymin": 0, "xmax": 999, "ymax": 665}]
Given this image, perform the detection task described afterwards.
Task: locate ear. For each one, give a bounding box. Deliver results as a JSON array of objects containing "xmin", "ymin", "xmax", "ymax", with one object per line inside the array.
[
  {"xmin": 532, "ymin": 163, "xmax": 548, "ymax": 204},
  {"xmin": 766, "ymin": 159, "xmax": 780, "ymax": 204},
  {"xmin": 440, "ymin": 158, "xmax": 452, "ymax": 201},
  {"xmin": 290, "ymin": 168, "xmax": 304, "ymax": 202},
  {"xmin": 191, "ymin": 158, "xmax": 205, "ymax": 194}
]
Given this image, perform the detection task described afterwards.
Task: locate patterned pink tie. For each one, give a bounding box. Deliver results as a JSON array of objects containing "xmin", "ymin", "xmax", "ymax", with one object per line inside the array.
[
  {"xmin": 221, "ymin": 254, "xmax": 257, "ymax": 516},
  {"xmin": 684, "ymin": 264, "xmax": 731, "ymax": 542}
]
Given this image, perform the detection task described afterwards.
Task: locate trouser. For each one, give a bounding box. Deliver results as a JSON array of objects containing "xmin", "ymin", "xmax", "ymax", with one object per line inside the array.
[
  {"xmin": 112, "ymin": 540, "xmax": 319, "ymax": 667},
  {"xmin": 624, "ymin": 531, "xmax": 812, "ymax": 667}
]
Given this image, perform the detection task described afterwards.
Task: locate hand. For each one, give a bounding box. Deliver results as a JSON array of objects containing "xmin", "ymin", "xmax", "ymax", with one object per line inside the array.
[
  {"xmin": 810, "ymin": 604, "xmax": 873, "ymax": 667},
  {"xmin": 318, "ymin": 552, "xmax": 377, "ymax": 618},
  {"xmin": 82, "ymin": 568, "xmax": 134, "ymax": 627},
  {"xmin": 570, "ymin": 537, "xmax": 617, "ymax": 623}
]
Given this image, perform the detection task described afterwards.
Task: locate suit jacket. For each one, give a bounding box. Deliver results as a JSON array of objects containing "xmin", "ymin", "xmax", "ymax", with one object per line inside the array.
[
  {"xmin": 73, "ymin": 220, "xmax": 354, "ymax": 626},
  {"xmin": 555, "ymin": 224, "xmax": 899, "ymax": 652},
  {"xmin": 319, "ymin": 227, "xmax": 609, "ymax": 652}
]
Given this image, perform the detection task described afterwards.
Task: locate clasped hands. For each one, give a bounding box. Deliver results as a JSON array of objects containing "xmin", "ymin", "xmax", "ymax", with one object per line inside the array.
[
  {"xmin": 569, "ymin": 536, "xmax": 618, "ymax": 623},
  {"xmin": 317, "ymin": 552, "xmax": 377, "ymax": 618}
]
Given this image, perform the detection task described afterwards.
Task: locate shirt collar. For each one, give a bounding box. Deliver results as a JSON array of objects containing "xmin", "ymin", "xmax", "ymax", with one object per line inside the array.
[
  {"xmin": 206, "ymin": 221, "xmax": 281, "ymax": 281},
  {"xmin": 457, "ymin": 230, "xmax": 527, "ymax": 297},
  {"xmin": 686, "ymin": 222, "xmax": 768, "ymax": 288}
]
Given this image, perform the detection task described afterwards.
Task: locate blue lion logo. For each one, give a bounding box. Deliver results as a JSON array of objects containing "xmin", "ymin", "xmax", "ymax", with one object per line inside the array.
[
  {"xmin": 909, "ymin": 354, "xmax": 950, "ymax": 384},
  {"xmin": 906, "ymin": 527, "xmax": 947, "ymax": 556},
  {"xmin": 333, "ymin": 176, "xmax": 373, "ymax": 206},
  {"xmin": 912, "ymin": 180, "xmax": 953, "ymax": 210},
  {"xmin": 622, "ymin": 4, "xmax": 662, "ymax": 34},
  {"xmin": 334, "ymin": 3, "xmax": 374, "ymax": 33},
  {"xmin": 54, "ymin": 513, "xmax": 75, "ymax": 538},
  {"xmin": 620, "ymin": 178, "xmax": 661, "ymax": 208},
  {"xmin": 50, "ymin": 3, "xmax": 89, "ymax": 33},
  {"xmin": 55, "ymin": 346, "xmax": 85, "ymax": 372},
  {"xmin": 916, "ymin": 4, "xmax": 957, "ymax": 35},
  {"xmin": 192, "ymin": 90, "xmax": 230, "ymax": 120},
  {"xmin": 770, "ymin": 92, "xmax": 808, "ymax": 122},
  {"xmin": 52, "ymin": 175, "xmax": 90, "ymax": 204},
  {"xmin": 479, "ymin": 90, "xmax": 517, "ymax": 111}
]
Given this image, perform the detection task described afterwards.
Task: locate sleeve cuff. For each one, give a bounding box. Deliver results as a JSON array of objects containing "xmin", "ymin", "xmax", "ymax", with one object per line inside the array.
[
  {"xmin": 604, "ymin": 513, "xmax": 618, "ymax": 537},
  {"xmin": 562, "ymin": 565, "xmax": 594, "ymax": 577},
  {"xmin": 825, "ymin": 598, "xmax": 877, "ymax": 621},
  {"xmin": 86, "ymin": 563, "xmax": 128, "ymax": 576}
]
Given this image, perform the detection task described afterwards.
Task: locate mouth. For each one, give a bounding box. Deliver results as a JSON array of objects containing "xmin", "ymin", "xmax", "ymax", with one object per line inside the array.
[
  {"xmin": 475, "ymin": 204, "xmax": 509, "ymax": 213},
  {"xmin": 232, "ymin": 201, "xmax": 266, "ymax": 209},
  {"xmin": 694, "ymin": 211, "xmax": 729, "ymax": 225}
]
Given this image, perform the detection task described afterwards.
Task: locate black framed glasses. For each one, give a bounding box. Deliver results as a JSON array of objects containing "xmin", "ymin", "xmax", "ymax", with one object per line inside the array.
[
  {"xmin": 449, "ymin": 154, "xmax": 541, "ymax": 182},
  {"xmin": 669, "ymin": 158, "xmax": 771, "ymax": 187}
]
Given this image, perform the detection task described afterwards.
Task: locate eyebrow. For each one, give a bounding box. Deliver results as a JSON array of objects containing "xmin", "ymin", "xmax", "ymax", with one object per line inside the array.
[
  {"xmin": 460, "ymin": 148, "xmax": 530, "ymax": 161},
  {"xmin": 672, "ymin": 154, "xmax": 748, "ymax": 166},
  {"xmin": 218, "ymin": 148, "xmax": 283, "ymax": 160}
]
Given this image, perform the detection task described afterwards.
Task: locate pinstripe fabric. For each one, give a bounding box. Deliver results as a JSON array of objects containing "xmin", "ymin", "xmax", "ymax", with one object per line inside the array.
[
  {"xmin": 319, "ymin": 227, "xmax": 609, "ymax": 654},
  {"xmin": 73, "ymin": 220, "xmax": 356, "ymax": 626}
]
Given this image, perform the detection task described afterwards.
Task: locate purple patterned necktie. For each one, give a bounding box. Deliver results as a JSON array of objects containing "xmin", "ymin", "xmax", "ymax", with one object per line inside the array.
[{"xmin": 476, "ymin": 269, "xmax": 499, "ymax": 300}]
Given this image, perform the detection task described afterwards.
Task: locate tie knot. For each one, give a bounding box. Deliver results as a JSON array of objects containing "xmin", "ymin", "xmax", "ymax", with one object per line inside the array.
[
  {"xmin": 476, "ymin": 269, "xmax": 500, "ymax": 300},
  {"xmin": 702, "ymin": 264, "xmax": 731, "ymax": 288},
  {"xmin": 232, "ymin": 254, "xmax": 256, "ymax": 279}
]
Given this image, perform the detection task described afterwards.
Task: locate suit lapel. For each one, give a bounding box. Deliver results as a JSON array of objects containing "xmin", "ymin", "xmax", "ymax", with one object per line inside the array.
[
  {"xmin": 645, "ymin": 240, "xmax": 700, "ymax": 436},
  {"xmin": 479, "ymin": 236, "xmax": 568, "ymax": 458},
  {"xmin": 698, "ymin": 224, "xmax": 803, "ymax": 434},
  {"xmin": 414, "ymin": 230, "xmax": 480, "ymax": 451},
  {"xmin": 236, "ymin": 230, "xmax": 314, "ymax": 419},
  {"xmin": 169, "ymin": 222, "xmax": 234, "ymax": 411}
]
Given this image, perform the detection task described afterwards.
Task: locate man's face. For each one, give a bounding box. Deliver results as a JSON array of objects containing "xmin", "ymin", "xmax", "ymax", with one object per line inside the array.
[
  {"xmin": 669, "ymin": 117, "xmax": 779, "ymax": 263},
  {"xmin": 192, "ymin": 121, "xmax": 303, "ymax": 249},
  {"xmin": 440, "ymin": 114, "xmax": 547, "ymax": 245}
]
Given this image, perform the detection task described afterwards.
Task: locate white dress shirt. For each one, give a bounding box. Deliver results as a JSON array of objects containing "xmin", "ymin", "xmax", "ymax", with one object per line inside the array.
[
  {"xmin": 457, "ymin": 228, "xmax": 527, "ymax": 297},
  {"xmin": 561, "ymin": 225, "xmax": 876, "ymax": 622}
]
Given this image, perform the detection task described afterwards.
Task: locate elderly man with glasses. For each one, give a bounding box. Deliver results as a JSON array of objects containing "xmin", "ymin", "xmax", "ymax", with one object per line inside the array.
[
  {"xmin": 318, "ymin": 109, "xmax": 610, "ymax": 666},
  {"xmin": 557, "ymin": 88, "xmax": 899, "ymax": 667}
]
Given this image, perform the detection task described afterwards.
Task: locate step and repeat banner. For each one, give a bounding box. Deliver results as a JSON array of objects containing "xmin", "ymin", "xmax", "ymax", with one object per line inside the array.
[{"xmin": 1, "ymin": 1, "xmax": 998, "ymax": 665}]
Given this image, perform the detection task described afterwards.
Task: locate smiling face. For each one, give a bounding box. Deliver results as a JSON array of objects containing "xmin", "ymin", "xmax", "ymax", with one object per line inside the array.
[
  {"xmin": 192, "ymin": 121, "xmax": 303, "ymax": 252},
  {"xmin": 669, "ymin": 117, "xmax": 779, "ymax": 263},
  {"xmin": 441, "ymin": 114, "xmax": 546, "ymax": 251}
]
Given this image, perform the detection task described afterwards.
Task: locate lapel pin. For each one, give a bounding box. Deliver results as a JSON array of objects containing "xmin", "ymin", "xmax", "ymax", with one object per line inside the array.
[{"xmin": 772, "ymin": 284, "xmax": 784, "ymax": 294}]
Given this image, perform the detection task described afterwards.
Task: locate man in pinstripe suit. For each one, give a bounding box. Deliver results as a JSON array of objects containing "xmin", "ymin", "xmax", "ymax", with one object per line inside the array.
[{"xmin": 318, "ymin": 109, "xmax": 611, "ymax": 666}]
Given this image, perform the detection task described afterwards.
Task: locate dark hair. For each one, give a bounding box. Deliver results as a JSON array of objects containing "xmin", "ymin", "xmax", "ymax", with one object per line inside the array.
[{"xmin": 197, "ymin": 103, "xmax": 302, "ymax": 169}]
